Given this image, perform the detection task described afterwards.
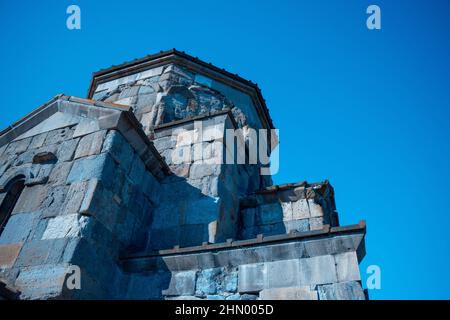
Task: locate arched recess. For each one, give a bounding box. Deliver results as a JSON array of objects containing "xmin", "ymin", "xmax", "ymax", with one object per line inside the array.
[{"xmin": 0, "ymin": 175, "xmax": 25, "ymax": 236}]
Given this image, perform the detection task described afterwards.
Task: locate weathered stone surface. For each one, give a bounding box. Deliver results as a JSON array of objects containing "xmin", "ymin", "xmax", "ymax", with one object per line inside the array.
[
  {"xmin": 42, "ymin": 214, "xmax": 83, "ymax": 239},
  {"xmin": 162, "ymin": 271, "xmax": 197, "ymax": 296},
  {"xmin": 15, "ymin": 238, "xmax": 68, "ymax": 267},
  {"xmin": 0, "ymin": 212, "xmax": 40, "ymax": 244},
  {"xmin": 238, "ymin": 263, "xmax": 265, "ymax": 293},
  {"xmin": 299, "ymin": 255, "xmax": 337, "ymax": 286},
  {"xmin": 66, "ymin": 153, "xmax": 116, "ymax": 188},
  {"xmin": 15, "ymin": 264, "xmax": 70, "ymax": 300},
  {"xmin": 0, "ymin": 243, "xmax": 23, "ymax": 268},
  {"xmin": 57, "ymin": 138, "xmax": 79, "ymax": 162},
  {"xmin": 257, "ymin": 203, "xmax": 283, "ymax": 225},
  {"xmin": 102, "ymin": 130, "xmax": 134, "ymax": 171},
  {"xmin": 266, "ymin": 259, "xmax": 300, "ymax": 288},
  {"xmin": 308, "ymin": 199, "xmax": 324, "ymax": 218},
  {"xmin": 73, "ymin": 119, "xmax": 100, "ymax": 138},
  {"xmin": 13, "ymin": 185, "xmax": 48, "ymax": 215},
  {"xmin": 44, "ymin": 127, "xmax": 74, "ymax": 146},
  {"xmin": 48, "ymin": 161, "xmax": 73, "ymax": 186},
  {"xmin": 317, "ymin": 281, "xmax": 365, "ymax": 300},
  {"xmin": 309, "ymin": 217, "xmax": 324, "ymax": 231},
  {"xmin": 28, "ymin": 133, "xmax": 48, "ymax": 150},
  {"xmin": 291, "ymin": 199, "xmax": 310, "ymax": 220},
  {"xmin": 260, "ymin": 286, "xmax": 318, "ymax": 300},
  {"xmin": 74, "ymin": 130, "xmax": 106, "ymax": 159},
  {"xmin": 5, "ymin": 137, "xmax": 32, "ymax": 155},
  {"xmin": 334, "ymin": 251, "xmax": 361, "ymax": 282},
  {"xmin": 41, "ymin": 185, "xmax": 69, "ymax": 218},
  {"xmin": 284, "ymin": 219, "xmax": 309, "ymax": 233}
]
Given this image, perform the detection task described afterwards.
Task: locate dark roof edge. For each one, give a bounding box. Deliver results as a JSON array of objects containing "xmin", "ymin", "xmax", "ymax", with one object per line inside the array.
[{"xmin": 87, "ymin": 49, "xmax": 274, "ymax": 130}]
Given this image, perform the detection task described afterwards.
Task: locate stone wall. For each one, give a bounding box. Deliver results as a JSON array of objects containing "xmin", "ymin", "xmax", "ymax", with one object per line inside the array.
[
  {"xmin": 122, "ymin": 224, "xmax": 367, "ymax": 300},
  {"xmin": 145, "ymin": 111, "xmax": 265, "ymax": 250},
  {"xmin": 239, "ymin": 182, "xmax": 339, "ymax": 239},
  {"xmin": 0, "ymin": 98, "xmax": 165, "ymax": 299}
]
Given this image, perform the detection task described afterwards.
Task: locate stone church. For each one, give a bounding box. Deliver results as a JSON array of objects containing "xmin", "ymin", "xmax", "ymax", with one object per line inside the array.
[{"xmin": 0, "ymin": 49, "xmax": 367, "ymax": 300}]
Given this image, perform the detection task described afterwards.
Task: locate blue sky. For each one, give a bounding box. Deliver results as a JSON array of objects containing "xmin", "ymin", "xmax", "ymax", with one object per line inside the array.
[{"xmin": 1, "ymin": 0, "xmax": 449, "ymax": 299}]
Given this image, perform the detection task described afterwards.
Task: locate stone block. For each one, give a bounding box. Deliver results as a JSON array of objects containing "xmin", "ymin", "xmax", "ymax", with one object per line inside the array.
[
  {"xmin": 334, "ymin": 252, "xmax": 361, "ymax": 282},
  {"xmin": 64, "ymin": 181, "xmax": 89, "ymax": 214},
  {"xmin": 44, "ymin": 127, "xmax": 74, "ymax": 146},
  {"xmin": 41, "ymin": 185, "xmax": 69, "ymax": 218},
  {"xmin": 79, "ymin": 180, "xmax": 120, "ymax": 232},
  {"xmin": 238, "ymin": 263, "xmax": 265, "ymax": 293},
  {"xmin": 303, "ymin": 238, "xmax": 332, "ymax": 257},
  {"xmin": 13, "ymin": 185, "xmax": 48, "ymax": 215},
  {"xmin": 309, "ymin": 217, "xmax": 324, "ymax": 231},
  {"xmin": 281, "ymin": 201, "xmax": 292, "ymax": 220},
  {"xmin": 266, "ymin": 259, "xmax": 300, "ymax": 288},
  {"xmin": 224, "ymin": 270, "xmax": 238, "ymax": 293},
  {"xmin": 0, "ymin": 243, "xmax": 23, "ymax": 268},
  {"xmin": 317, "ymin": 281, "xmax": 365, "ymax": 300},
  {"xmin": 57, "ymin": 138, "xmax": 79, "ymax": 162},
  {"xmin": 27, "ymin": 132, "xmax": 48, "ymax": 150},
  {"xmin": 260, "ymin": 286, "xmax": 318, "ymax": 300},
  {"xmin": 102, "ymin": 130, "xmax": 134, "ymax": 171},
  {"xmin": 0, "ymin": 212, "xmax": 40, "ymax": 244},
  {"xmin": 15, "ymin": 264, "xmax": 70, "ymax": 300},
  {"xmin": 162, "ymin": 270, "xmax": 197, "ymax": 296},
  {"xmin": 299, "ymin": 255, "xmax": 337, "ymax": 286},
  {"xmin": 189, "ymin": 163, "xmax": 220, "ymax": 180},
  {"xmin": 28, "ymin": 163, "xmax": 54, "ymax": 185},
  {"xmin": 66, "ymin": 153, "xmax": 116, "ymax": 188},
  {"xmin": 15, "ymin": 238, "xmax": 68, "ymax": 267},
  {"xmin": 48, "ymin": 161, "xmax": 73, "ymax": 186},
  {"xmin": 291, "ymin": 199, "xmax": 310, "ymax": 220},
  {"xmin": 308, "ymin": 199, "xmax": 324, "ymax": 218},
  {"xmin": 73, "ymin": 119, "xmax": 100, "ymax": 138},
  {"xmin": 74, "ymin": 130, "xmax": 106, "ymax": 159},
  {"xmin": 284, "ymin": 219, "xmax": 309, "ymax": 233},
  {"xmin": 195, "ymin": 268, "xmax": 221, "ymax": 296},
  {"xmin": 5, "ymin": 137, "xmax": 32, "ymax": 155},
  {"xmin": 42, "ymin": 214, "xmax": 83, "ymax": 240},
  {"xmin": 128, "ymin": 154, "xmax": 146, "ymax": 185},
  {"xmin": 257, "ymin": 203, "xmax": 283, "ymax": 225}
]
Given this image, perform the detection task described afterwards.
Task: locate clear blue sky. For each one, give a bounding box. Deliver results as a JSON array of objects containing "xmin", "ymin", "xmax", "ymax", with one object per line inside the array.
[{"xmin": 1, "ymin": 0, "xmax": 449, "ymax": 299}]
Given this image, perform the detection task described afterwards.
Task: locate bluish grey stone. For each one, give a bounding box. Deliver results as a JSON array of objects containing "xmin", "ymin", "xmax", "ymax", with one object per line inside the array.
[
  {"xmin": 0, "ymin": 212, "xmax": 40, "ymax": 244},
  {"xmin": 257, "ymin": 203, "xmax": 283, "ymax": 225},
  {"xmin": 299, "ymin": 255, "xmax": 337, "ymax": 286},
  {"xmin": 66, "ymin": 153, "xmax": 116, "ymax": 188},
  {"xmin": 284, "ymin": 219, "xmax": 309, "ymax": 233},
  {"xmin": 266, "ymin": 259, "xmax": 300, "ymax": 288},
  {"xmin": 57, "ymin": 138, "xmax": 79, "ymax": 162},
  {"xmin": 44, "ymin": 127, "xmax": 74, "ymax": 146},
  {"xmin": 74, "ymin": 130, "xmax": 106, "ymax": 159},
  {"xmin": 317, "ymin": 281, "xmax": 365, "ymax": 300},
  {"xmin": 195, "ymin": 268, "xmax": 221, "ymax": 296},
  {"xmin": 15, "ymin": 264, "xmax": 71, "ymax": 300},
  {"xmin": 206, "ymin": 295, "xmax": 225, "ymax": 300},
  {"xmin": 238, "ymin": 263, "xmax": 265, "ymax": 293},
  {"xmin": 162, "ymin": 271, "xmax": 197, "ymax": 296},
  {"xmin": 41, "ymin": 185, "xmax": 69, "ymax": 218},
  {"xmin": 102, "ymin": 130, "xmax": 134, "ymax": 171},
  {"xmin": 15, "ymin": 238, "xmax": 68, "ymax": 267}
]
